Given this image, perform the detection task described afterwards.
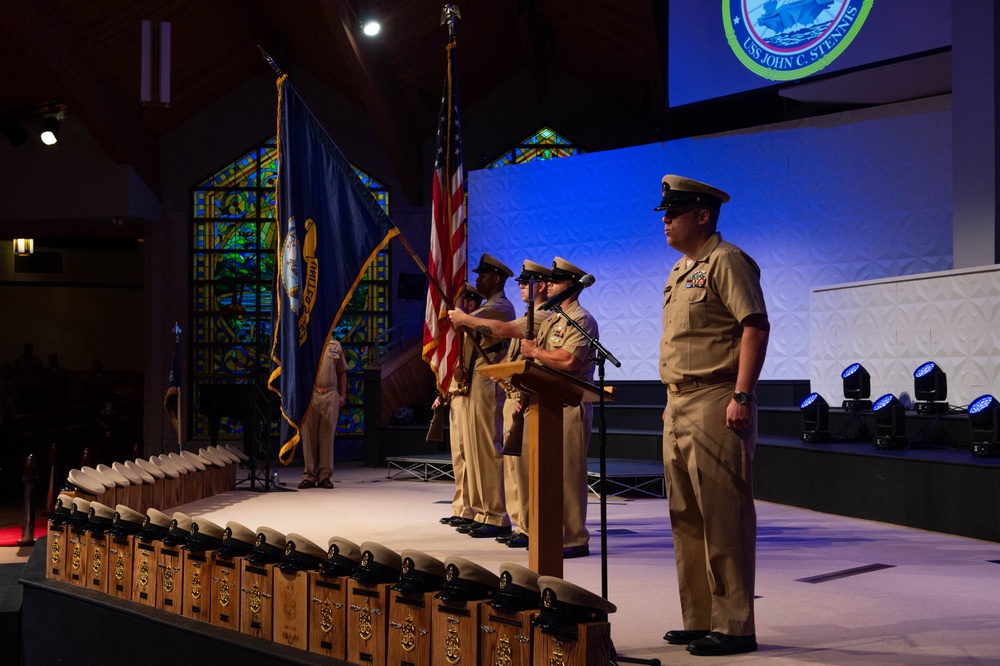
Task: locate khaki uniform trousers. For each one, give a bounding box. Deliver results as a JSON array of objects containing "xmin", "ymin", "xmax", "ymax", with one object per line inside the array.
[
  {"xmin": 562, "ymin": 402, "xmax": 592, "ymax": 548},
  {"xmin": 462, "ymin": 362, "xmax": 509, "ymax": 527},
  {"xmin": 502, "ymin": 394, "xmax": 530, "ymax": 533},
  {"xmin": 448, "ymin": 392, "xmax": 475, "ymax": 519},
  {"xmin": 662, "ymin": 382, "xmax": 756, "ymax": 636},
  {"xmin": 300, "ymin": 388, "xmax": 340, "ymax": 483}
]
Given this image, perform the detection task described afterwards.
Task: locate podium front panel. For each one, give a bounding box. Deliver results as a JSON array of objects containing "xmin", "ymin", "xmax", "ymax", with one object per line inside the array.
[
  {"xmin": 46, "ymin": 523, "xmax": 69, "ymax": 582},
  {"xmin": 481, "ymin": 607, "xmax": 538, "ymax": 666},
  {"xmin": 430, "ymin": 599, "xmax": 482, "ymax": 666},
  {"xmin": 66, "ymin": 526, "xmax": 87, "ymax": 587},
  {"xmin": 307, "ymin": 572, "xmax": 348, "ymax": 660},
  {"xmin": 131, "ymin": 540, "xmax": 159, "ymax": 607},
  {"xmin": 239, "ymin": 561, "xmax": 274, "ymax": 640},
  {"xmin": 532, "ymin": 621, "xmax": 611, "ymax": 666},
  {"xmin": 209, "ymin": 557, "xmax": 241, "ymax": 629},
  {"xmin": 387, "ymin": 591, "xmax": 433, "ymax": 666},
  {"xmin": 181, "ymin": 550, "xmax": 213, "ymax": 622},
  {"xmin": 271, "ymin": 567, "xmax": 309, "ymax": 649},
  {"xmin": 108, "ymin": 534, "xmax": 134, "ymax": 600},
  {"xmin": 84, "ymin": 532, "xmax": 110, "ymax": 593},
  {"xmin": 158, "ymin": 545, "xmax": 184, "ymax": 613},
  {"xmin": 346, "ymin": 580, "xmax": 391, "ymax": 666}
]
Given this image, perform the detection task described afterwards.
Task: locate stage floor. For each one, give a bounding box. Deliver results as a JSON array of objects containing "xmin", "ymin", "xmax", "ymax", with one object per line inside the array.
[{"xmin": 16, "ymin": 461, "xmax": 1000, "ymax": 664}]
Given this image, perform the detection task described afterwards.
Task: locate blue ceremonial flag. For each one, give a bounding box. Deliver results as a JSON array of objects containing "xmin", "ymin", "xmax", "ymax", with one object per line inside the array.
[{"xmin": 269, "ymin": 75, "xmax": 399, "ymax": 465}]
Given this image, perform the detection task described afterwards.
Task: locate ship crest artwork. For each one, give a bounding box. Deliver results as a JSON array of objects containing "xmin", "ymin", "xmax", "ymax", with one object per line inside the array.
[{"xmin": 723, "ymin": 0, "xmax": 874, "ymax": 81}]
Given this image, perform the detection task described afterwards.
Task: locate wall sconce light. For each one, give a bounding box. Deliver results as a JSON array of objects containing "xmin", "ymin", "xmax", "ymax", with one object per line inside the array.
[
  {"xmin": 913, "ymin": 361, "xmax": 948, "ymax": 413},
  {"xmin": 872, "ymin": 393, "xmax": 907, "ymax": 449},
  {"xmin": 40, "ymin": 115, "xmax": 61, "ymax": 145},
  {"xmin": 800, "ymin": 392, "xmax": 830, "ymax": 443},
  {"xmin": 841, "ymin": 362, "xmax": 871, "ymax": 411},
  {"xmin": 968, "ymin": 394, "xmax": 1000, "ymax": 457},
  {"xmin": 12, "ymin": 238, "xmax": 34, "ymax": 257}
]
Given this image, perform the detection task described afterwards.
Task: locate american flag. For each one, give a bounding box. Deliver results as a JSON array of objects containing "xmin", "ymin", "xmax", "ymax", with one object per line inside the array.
[{"xmin": 422, "ymin": 37, "xmax": 467, "ymax": 394}]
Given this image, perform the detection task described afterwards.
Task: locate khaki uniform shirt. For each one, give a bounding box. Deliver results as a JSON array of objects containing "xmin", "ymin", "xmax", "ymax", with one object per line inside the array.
[
  {"xmin": 536, "ymin": 299, "xmax": 597, "ymax": 381},
  {"xmin": 659, "ymin": 232, "xmax": 767, "ymax": 384}
]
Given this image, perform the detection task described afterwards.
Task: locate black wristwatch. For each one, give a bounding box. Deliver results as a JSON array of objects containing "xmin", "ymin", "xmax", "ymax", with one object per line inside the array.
[{"xmin": 734, "ymin": 391, "xmax": 753, "ymax": 405}]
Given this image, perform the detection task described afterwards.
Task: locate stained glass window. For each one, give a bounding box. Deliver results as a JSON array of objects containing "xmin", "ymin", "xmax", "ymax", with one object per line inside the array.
[
  {"xmin": 484, "ymin": 126, "xmax": 583, "ymax": 168},
  {"xmin": 191, "ymin": 137, "xmax": 389, "ymax": 440}
]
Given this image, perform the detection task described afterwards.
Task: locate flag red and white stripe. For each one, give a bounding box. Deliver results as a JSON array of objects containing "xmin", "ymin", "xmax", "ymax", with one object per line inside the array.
[{"xmin": 422, "ymin": 37, "xmax": 467, "ymax": 394}]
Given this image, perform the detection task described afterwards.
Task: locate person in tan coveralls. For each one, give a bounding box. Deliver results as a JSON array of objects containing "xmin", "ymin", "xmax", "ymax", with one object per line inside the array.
[{"xmin": 656, "ymin": 174, "xmax": 769, "ymax": 657}]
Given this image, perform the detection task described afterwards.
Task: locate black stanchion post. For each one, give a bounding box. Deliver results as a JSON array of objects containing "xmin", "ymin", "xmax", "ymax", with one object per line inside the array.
[
  {"xmin": 46, "ymin": 441, "xmax": 58, "ymax": 514},
  {"xmin": 19, "ymin": 453, "xmax": 38, "ymax": 546}
]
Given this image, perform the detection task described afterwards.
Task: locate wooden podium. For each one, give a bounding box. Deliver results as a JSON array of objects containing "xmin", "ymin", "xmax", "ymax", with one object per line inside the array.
[{"xmin": 480, "ymin": 360, "xmax": 612, "ymax": 577}]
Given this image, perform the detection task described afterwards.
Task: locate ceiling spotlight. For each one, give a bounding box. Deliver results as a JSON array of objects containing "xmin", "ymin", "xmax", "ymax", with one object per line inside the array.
[
  {"xmin": 968, "ymin": 394, "xmax": 1000, "ymax": 457},
  {"xmin": 40, "ymin": 115, "xmax": 61, "ymax": 145},
  {"xmin": 872, "ymin": 393, "xmax": 907, "ymax": 449},
  {"xmin": 0, "ymin": 116, "xmax": 28, "ymax": 146},
  {"xmin": 799, "ymin": 392, "xmax": 830, "ymax": 443},
  {"xmin": 841, "ymin": 362, "xmax": 871, "ymax": 411},
  {"xmin": 913, "ymin": 361, "xmax": 948, "ymax": 413},
  {"xmin": 361, "ymin": 17, "xmax": 381, "ymax": 37}
]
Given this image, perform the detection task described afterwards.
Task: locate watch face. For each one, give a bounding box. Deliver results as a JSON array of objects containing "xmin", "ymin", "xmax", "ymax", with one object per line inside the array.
[{"xmin": 735, "ymin": 392, "xmax": 751, "ymax": 405}]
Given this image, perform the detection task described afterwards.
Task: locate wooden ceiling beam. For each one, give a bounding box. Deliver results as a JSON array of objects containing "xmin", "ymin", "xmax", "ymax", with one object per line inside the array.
[
  {"xmin": 321, "ymin": 0, "xmax": 424, "ymax": 207},
  {"xmin": 514, "ymin": 3, "xmax": 548, "ymax": 100},
  {"xmin": 0, "ymin": 1, "xmax": 160, "ymax": 195}
]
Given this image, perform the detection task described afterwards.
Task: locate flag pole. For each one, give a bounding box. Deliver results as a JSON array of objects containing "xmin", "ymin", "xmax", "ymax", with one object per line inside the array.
[
  {"xmin": 172, "ymin": 322, "xmax": 183, "ymax": 452},
  {"xmin": 257, "ymin": 45, "xmax": 284, "ymax": 76},
  {"xmin": 395, "ymin": 231, "xmax": 494, "ymax": 365}
]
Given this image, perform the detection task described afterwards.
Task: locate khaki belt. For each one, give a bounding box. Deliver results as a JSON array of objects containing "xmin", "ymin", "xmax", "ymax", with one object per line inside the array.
[{"xmin": 667, "ymin": 374, "xmax": 736, "ymax": 393}]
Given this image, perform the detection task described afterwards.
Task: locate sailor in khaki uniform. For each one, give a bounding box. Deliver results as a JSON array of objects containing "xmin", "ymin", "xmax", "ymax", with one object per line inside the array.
[
  {"xmin": 498, "ymin": 260, "xmax": 553, "ymax": 549},
  {"xmin": 656, "ymin": 175, "xmax": 769, "ymax": 657},
  {"xmin": 449, "ymin": 256, "xmax": 598, "ymax": 559},
  {"xmin": 437, "ymin": 284, "xmax": 484, "ymax": 527},
  {"xmin": 520, "ymin": 257, "xmax": 597, "ymax": 559},
  {"xmin": 299, "ymin": 336, "xmax": 348, "ymax": 489},
  {"xmin": 452, "ymin": 253, "xmax": 515, "ymax": 538}
]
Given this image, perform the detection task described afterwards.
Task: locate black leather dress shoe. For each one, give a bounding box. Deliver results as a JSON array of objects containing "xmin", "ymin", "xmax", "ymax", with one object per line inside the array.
[
  {"xmin": 297, "ymin": 479, "xmax": 315, "ymax": 489},
  {"xmin": 441, "ymin": 516, "xmax": 474, "ymax": 526},
  {"xmin": 318, "ymin": 478, "xmax": 334, "ymax": 489},
  {"xmin": 562, "ymin": 544, "xmax": 590, "ymax": 559},
  {"xmin": 505, "ymin": 532, "xmax": 529, "ymax": 548},
  {"xmin": 468, "ymin": 524, "xmax": 512, "ymax": 539},
  {"xmin": 663, "ymin": 629, "xmax": 710, "ymax": 645},
  {"xmin": 494, "ymin": 531, "xmax": 515, "ymax": 543},
  {"xmin": 686, "ymin": 632, "xmax": 757, "ymax": 656},
  {"xmin": 455, "ymin": 521, "xmax": 484, "ymax": 533}
]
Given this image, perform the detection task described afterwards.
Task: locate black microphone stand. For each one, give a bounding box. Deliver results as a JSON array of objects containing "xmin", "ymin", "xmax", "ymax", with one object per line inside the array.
[{"xmin": 546, "ymin": 304, "xmax": 659, "ymax": 666}]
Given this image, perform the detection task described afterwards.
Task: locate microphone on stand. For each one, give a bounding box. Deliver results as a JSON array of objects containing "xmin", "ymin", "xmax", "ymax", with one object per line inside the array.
[{"xmin": 540, "ymin": 274, "xmax": 595, "ymax": 310}]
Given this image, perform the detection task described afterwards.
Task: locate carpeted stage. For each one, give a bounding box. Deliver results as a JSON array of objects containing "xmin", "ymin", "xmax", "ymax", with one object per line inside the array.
[{"xmin": 17, "ymin": 455, "xmax": 1000, "ymax": 665}]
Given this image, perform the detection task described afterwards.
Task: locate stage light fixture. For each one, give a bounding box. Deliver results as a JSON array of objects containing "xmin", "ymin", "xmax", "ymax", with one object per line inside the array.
[
  {"xmin": 0, "ymin": 116, "xmax": 28, "ymax": 146},
  {"xmin": 872, "ymin": 393, "xmax": 907, "ymax": 449},
  {"xmin": 39, "ymin": 115, "xmax": 60, "ymax": 145},
  {"xmin": 361, "ymin": 17, "xmax": 381, "ymax": 36},
  {"xmin": 968, "ymin": 394, "xmax": 1000, "ymax": 457},
  {"xmin": 841, "ymin": 362, "xmax": 871, "ymax": 410},
  {"xmin": 913, "ymin": 361, "xmax": 948, "ymax": 413},
  {"xmin": 12, "ymin": 238, "xmax": 34, "ymax": 257},
  {"xmin": 799, "ymin": 392, "xmax": 830, "ymax": 443}
]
